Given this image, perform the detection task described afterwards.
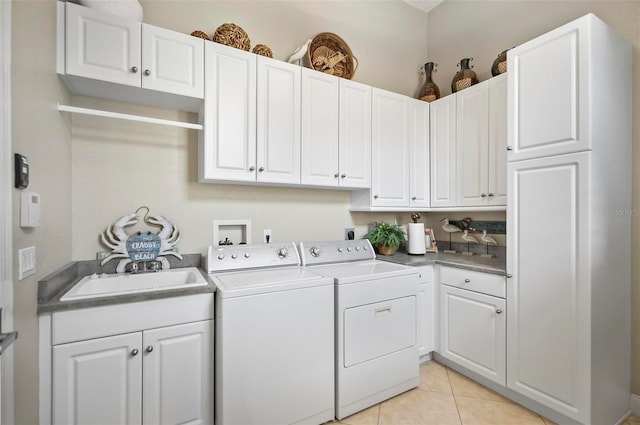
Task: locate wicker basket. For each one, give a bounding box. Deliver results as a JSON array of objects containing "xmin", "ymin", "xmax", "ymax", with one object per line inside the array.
[
  {"xmin": 306, "ymin": 32, "xmax": 357, "ymax": 79},
  {"xmin": 252, "ymin": 44, "xmax": 273, "ymax": 58},
  {"xmin": 190, "ymin": 30, "xmax": 210, "ymax": 41},
  {"xmin": 212, "ymin": 23, "xmax": 250, "ymax": 51}
]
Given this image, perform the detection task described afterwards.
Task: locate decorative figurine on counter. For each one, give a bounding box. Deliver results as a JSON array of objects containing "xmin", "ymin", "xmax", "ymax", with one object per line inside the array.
[
  {"xmin": 461, "ymin": 230, "xmax": 478, "ymax": 255},
  {"xmin": 287, "ymin": 39, "xmax": 312, "ymax": 65},
  {"xmin": 100, "ymin": 206, "xmax": 182, "ymax": 273},
  {"xmin": 481, "ymin": 230, "xmax": 498, "ymax": 258},
  {"xmin": 440, "ymin": 218, "xmax": 461, "ymax": 254}
]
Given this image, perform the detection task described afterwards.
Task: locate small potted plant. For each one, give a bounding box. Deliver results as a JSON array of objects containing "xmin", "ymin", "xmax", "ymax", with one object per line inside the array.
[{"xmin": 364, "ymin": 221, "xmax": 407, "ymax": 255}]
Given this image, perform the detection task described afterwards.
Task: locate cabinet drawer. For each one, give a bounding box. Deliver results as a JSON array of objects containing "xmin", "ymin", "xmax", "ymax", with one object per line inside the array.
[{"xmin": 439, "ymin": 266, "xmax": 505, "ymax": 298}]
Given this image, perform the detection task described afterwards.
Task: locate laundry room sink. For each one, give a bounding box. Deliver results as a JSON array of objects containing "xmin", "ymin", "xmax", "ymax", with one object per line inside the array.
[{"xmin": 60, "ymin": 267, "xmax": 207, "ymax": 301}]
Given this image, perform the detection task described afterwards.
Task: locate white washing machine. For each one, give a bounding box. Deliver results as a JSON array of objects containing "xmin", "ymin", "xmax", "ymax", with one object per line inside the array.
[
  {"xmin": 299, "ymin": 239, "xmax": 420, "ymax": 420},
  {"xmin": 207, "ymin": 242, "xmax": 334, "ymax": 425}
]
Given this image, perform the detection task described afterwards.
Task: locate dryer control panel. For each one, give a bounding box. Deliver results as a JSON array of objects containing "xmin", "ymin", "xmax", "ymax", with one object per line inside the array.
[
  {"xmin": 206, "ymin": 241, "xmax": 300, "ymax": 272},
  {"xmin": 299, "ymin": 240, "xmax": 375, "ymax": 266}
]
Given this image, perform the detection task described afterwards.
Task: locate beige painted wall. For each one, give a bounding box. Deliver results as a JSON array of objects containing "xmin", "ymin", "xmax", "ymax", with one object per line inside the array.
[
  {"xmin": 425, "ymin": 0, "xmax": 640, "ymax": 393},
  {"xmin": 12, "ymin": 1, "xmax": 73, "ymax": 424}
]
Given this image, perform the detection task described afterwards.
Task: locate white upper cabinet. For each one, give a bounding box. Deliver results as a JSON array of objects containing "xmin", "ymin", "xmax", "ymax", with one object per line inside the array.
[
  {"xmin": 409, "ymin": 98, "xmax": 430, "ymax": 208},
  {"xmin": 256, "ymin": 56, "xmax": 301, "ymax": 184},
  {"xmin": 429, "ymin": 95, "xmax": 456, "ymax": 207},
  {"xmin": 64, "ymin": 1, "xmax": 141, "ymax": 87},
  {"xmin": 488, "ymin": 74, "xmax": 508, "ymax": 205},
  {"xmin": 371, "ymin": 88, "xmax": 411, "ymax": 207},
  {"xmin": 141, "ymin": 24, "xmax": 204, "ymax": 98},
  {"xmin": 61, "ymin": 1, "xmax": 204, "ymax": 106},
  {"xmin": 507, "ymin": 16, "xmax": 588, "ymax": 161},
  {"xmin": 199, "ymin": 42, "xmax": 257, "ymax": 182},
  {"xmin": 301, "ymin": 69, "xmax": 340, "ymax": 187},
  {"xmin": 199, "ymin": 43, "xmax": 301, "ymax": 185},
  {"xmin": 339, "ymin": 80, "xmax": 372, "ymax": 189},
  {"xmin": 456, "ymin": 81, "xmax": 489, "ymax": 207}
]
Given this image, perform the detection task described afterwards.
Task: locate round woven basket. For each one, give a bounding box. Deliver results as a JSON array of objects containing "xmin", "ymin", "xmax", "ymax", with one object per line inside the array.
[
  {"xmin": 190, "ymin": 30, "xmax": 210, "ymax": 41},
  {"xmin": 306, "ymin": 32, "xmax": 357, "ymax": 79},
  {"xmin": 252, "ymin": 44, "xmax": 273, "ymax": 58},
  {"xmin": 212, "ymin": 23, "xmax": 250, "ymax": 51}
]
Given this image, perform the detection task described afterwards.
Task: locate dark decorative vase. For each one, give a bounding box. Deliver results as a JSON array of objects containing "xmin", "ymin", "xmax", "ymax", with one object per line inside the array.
[
  {"xmin": 451, "ymin": 57, "xmax": 479, "ymax": 93},
  {"xmin": 418, "ymin": 62, "xmax": 440, "ymax": 103},
  {"xmin": 491, "ymin": 49, "xmax": 509, "ymax": 76}
]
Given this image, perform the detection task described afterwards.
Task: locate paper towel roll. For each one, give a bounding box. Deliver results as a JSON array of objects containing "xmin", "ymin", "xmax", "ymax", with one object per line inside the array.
[{"xmin": 408, "ymin": 223, "xmax": 426, "ymax": 254}]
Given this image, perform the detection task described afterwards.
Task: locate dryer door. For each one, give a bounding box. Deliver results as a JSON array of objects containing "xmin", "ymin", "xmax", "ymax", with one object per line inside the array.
[{"xmin": 344, "ymin": 295, "xmax": 416, "ymax": 367}]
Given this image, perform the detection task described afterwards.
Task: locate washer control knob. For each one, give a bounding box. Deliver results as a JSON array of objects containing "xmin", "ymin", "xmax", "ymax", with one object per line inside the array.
[
  {"xmin": 277, "ymin": 248, "xmax": 289, "ymax": 258},
  {"xmin": 217, "ymin": 254, "xmax": 225, "ymax": 260},
  {"xmin": 347, "ymin": 247, "xmax": 352, "ymax": 252},
  {"xmin": 355, "ymin": 246, "xmax": 360, "ymax": 251},
  {"xmin": 310, "ymin": 247, "xmax": 321, "ymax": 257},
  {"xmin": 231, "ymin": 253, "xmax": 237, "ymax": 259},
  {"xmin": 244, "ymin": 252, "xmax": 250, "ymax": 258},
  {"xmin": 338, "ymin": 247, "xmax": 344, "ymax": 252},
  {"xmin": 363, "ymin": 245, "xmax": 368, "ymax": 250}
]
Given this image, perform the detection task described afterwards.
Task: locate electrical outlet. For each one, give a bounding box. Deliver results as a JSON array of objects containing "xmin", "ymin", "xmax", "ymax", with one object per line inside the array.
[
  {"xmin": 18, "ymin": 246, "xmax": 36, "ymax": 280},
  {"xmin": 344, "ymin": 227, "xmax": 355, "ymax": 240},
  {"xmin": 263, "ymin": 229, "xmax": 272, "ymax": 243}
]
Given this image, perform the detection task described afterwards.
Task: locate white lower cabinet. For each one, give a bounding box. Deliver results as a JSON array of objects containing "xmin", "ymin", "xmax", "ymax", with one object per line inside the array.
[
  {"xmin": 438, "ymin": 266, "xmax": 506, "ymax": 385},
  {"xmin": 416, "ymin": 266, "xmax": 434, "ymax": 357},
  {"xmin": 48, "ymin": 294, "xmax": 214, "ymax": 425}
]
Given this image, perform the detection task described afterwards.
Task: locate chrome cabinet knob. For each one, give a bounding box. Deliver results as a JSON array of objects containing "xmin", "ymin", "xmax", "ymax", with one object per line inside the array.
[
  {"xmin": 334, "ymin": 173, "xmax": 339, "ymax": 178},
  {"xmin": 131, "ymin": 66, "xmax": 138, "ymax": 73},
  {"xmin": 145, "ymin": 346, "xmax": 153, "ymax": 353},
  {"xmin": 144, "ymin": 69, "xmax": 151, "ymax": 76},
  {"xmin": 506, "ymin": 146, "xmax": 513, "ymax": 151},
  {"xmin": 496, "ymin": 309, "xmax": 503, "ymax": 314},
  {"xmin": 464, "ymin": 278, "xmax": 471, "ymax": 283},
  {"xmin": 506, "ymin": 273, "xmax": 513, "ymax": 278},
  {"xmin": 341, "ymin": 173, "xmax": 346, "ymax": 178},
  {"xmin": 374, "ymin": 194, "xmax": 379, "ymax": 199},
  {"xmin": 488, "ymin": 193, "xmax": 494, "ymax": 197},
  {"xmin": 130, "ymin": 348, "xmax": 139, "ymax": 356},
  {"xmin": 249, "ymin": 166, "xmax": 256, "ymax": 171},
  {"xmin": 258, "ymin": 167, "xmax": 265, "ymax": 172},
  {"xmin": 412, "ymin": 196, "xmax": 417, "ymax": 200},
  {"xmin": 481, "ymin": 193, "xmax": 487, "ymax": 198}
]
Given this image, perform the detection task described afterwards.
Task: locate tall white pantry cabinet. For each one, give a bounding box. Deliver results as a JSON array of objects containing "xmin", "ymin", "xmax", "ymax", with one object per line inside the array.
[{"xmin": 506, "ymin": 14, "xmax": 631, "ymax": 425}]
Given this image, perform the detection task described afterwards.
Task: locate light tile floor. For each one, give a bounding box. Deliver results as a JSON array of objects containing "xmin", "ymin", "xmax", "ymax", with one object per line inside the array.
[{"xmin": 331, "ymin": 360, "xmax": 639, "ymax": 425}]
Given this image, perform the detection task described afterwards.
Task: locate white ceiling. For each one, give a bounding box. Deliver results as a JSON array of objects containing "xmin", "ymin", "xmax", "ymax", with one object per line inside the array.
[{"xmin": 402, "ymin": 0, "xmax": 443, "ymax": 14}]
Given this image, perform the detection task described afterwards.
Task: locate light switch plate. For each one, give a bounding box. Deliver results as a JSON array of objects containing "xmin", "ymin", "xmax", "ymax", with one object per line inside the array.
[{"xmin": 18, "ymin": 247, "xmax": 36, "ymax": 280}]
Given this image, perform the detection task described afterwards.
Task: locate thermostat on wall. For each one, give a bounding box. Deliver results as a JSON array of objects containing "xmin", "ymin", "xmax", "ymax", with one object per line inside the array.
[{"xmin": 20, "ymin": 192, "xmax": 40, "ymax": 228}]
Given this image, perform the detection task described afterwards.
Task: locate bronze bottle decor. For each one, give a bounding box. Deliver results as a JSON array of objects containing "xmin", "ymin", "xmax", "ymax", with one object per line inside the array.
[
  {"xmin": 491, "ymin": 49, "xmax": 509, "ymax": 76},
  {"xmin": 418, "ymin": 62, "xmax": 440, "ymax": 102},
  {"xmin": 451, "ymin": 57, "xmax": 479, "ymax": 93}
]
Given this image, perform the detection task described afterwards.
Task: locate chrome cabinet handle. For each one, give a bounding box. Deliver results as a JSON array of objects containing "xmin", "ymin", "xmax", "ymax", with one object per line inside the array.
[
  {"xmin": 131, "ymin": 66, "xmax": 138, "ymax": 73},
  {"xmin": 496, "ymin": 309, "xmax": 503, "ymax": 314},
  {"xmin": 145, "ymin": 346, "xmax": 153, "ymax": 353},
  {"xmin": 249, "ymin": 166, "xmax": 256, "ymax": 171},
  {"xmin": 144, "ymin": 69, "xmax": 151, "ymax": 76},
  {"xmin": 130, "ymin": 348, "xmax": 139, "ymax": 356}
]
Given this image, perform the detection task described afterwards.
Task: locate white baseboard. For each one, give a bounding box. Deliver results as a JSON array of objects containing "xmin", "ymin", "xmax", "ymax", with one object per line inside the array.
[{"xmin": 630, "ymin": 393, "xmax": 640, "ymax": 416}]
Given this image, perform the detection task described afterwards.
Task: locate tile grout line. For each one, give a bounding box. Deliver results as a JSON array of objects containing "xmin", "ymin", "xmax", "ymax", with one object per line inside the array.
[{"xmin": 445, "ymin": 366, "xmax": 465, "ymax": 425}]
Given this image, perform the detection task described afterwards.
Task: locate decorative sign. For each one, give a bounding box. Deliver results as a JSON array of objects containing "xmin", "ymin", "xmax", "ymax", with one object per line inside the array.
[{"xmin": 100, "ymin": 207, "xmax": 182, "ymax": 273}]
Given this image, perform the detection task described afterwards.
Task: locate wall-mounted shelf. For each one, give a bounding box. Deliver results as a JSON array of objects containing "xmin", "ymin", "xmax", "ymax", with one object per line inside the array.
[{"xmin": 57, "ymin": 104, "xmax": 203, "ymax": 131}]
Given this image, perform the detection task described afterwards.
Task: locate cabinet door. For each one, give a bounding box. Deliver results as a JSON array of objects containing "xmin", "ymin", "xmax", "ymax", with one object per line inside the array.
[
  {"xmin": 488, "ymin": 74, "xmax": 508, "ymax": 205},
  {"xmin": 143, "ymin": 321, "xmax": 214, "ymax": 425},
  {"xmin": 508, "ymin": 16, "xmax": 589, "ymax": 161},
  {"xmin": 417, "ymin": 266, "xmax": 435, "ymax": 357},
  {"xmin": 429, "ymin": 95, "xmax": 456, "ymax": 207},
  {"xmin": 507, "ymin": 152, "xmax": 589, "ymax": 421},
  {"xmin": 409, "ymin": 98, "xmax": 430, "ymax": 208},
  {"xmin": 440, "ymin": 284, "xmax": 505, "ymax": 385},
  {"xmin": 371, "ymin": 88, "xmax": 410, "ymax": 207},
  {"xmin": 65, "ymin": 1, "xmax": 141, "ymax": 87},
  {"xmin": 456, "ymin": 81, "xmax": 489, "ymax": 207},
  {"xmin": 339, "ymin": 80, "xmax": 371, "ymax": 189},
  {"xmin": 301, "ymin": 69, "xmax": 340, "ymax": 187},
  {"xmin": 199, "ymin": 42, "xmax": 256, "ymax": 182},
  {"xmin": 53, "ymin": 333, "xmax": 142, "ymax": 425},
  {"xmin": 256, "ymin": 57, "xmax": 301, "ymax": 184},
  {"xmin": 141, "ymin": 24, "xmax": 204, "ymax": 98}
]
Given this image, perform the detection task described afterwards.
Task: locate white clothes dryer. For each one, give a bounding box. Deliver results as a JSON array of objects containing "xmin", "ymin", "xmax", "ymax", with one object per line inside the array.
[
  {"xmin": 207, "ymin": 242, "xmax": 334, "ymax": 425},
  {"xmin": 299, "ymin": 239, "xmax": 420, "ymax": 420}
]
